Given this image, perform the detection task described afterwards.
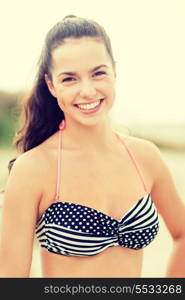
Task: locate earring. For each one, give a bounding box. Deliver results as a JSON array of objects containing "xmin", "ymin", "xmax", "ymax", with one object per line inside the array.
[{"xmin": 59, "ymin": 119, "xmax": 66, "ymax": 130}]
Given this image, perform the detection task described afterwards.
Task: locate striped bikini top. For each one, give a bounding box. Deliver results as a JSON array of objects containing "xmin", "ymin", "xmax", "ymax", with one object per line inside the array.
[{"xmin": 35, "ymin": 122, "xmax": 159, "ymax": 257}]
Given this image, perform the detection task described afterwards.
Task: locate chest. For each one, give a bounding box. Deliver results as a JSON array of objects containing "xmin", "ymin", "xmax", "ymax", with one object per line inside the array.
[
  {"xmin": 61, "ymin": 155, "xmax": 135, "ymax": 202},
  {"xmin": 41, "ymin": 149, "xmax": 151, "ymax": 221}
]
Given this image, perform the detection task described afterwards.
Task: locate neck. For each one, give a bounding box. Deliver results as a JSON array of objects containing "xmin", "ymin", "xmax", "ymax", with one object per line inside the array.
[{"xmin": 61, "ymin": 117, "xmax": 117, "ymax": 153}]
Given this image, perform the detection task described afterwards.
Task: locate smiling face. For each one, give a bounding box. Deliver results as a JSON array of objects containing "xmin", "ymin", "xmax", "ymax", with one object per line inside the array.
[{"xmin": 45, "ymin": 37, "xmax": 116, "ymax": 128}]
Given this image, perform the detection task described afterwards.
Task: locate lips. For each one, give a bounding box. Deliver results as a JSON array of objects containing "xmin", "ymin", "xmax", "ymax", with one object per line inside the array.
[
  {"xmin": 74, "ymin": 99, "xmax": 104, "ymax": 106},
  {"xmin": 74, "ymin": 98, "xmax": 105, "ymax": 114}
]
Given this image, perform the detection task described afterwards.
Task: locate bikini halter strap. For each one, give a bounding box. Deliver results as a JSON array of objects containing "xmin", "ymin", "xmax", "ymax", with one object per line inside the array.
[
  {"xmin": 114, "ymin": 132, "xmax": 147, "ymax": 193},
  {"xmin": 55, "ymin": 120, "xmax": 65, "ymax": 201}
]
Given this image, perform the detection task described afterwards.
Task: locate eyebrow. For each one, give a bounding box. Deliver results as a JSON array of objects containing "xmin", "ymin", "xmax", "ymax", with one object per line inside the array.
[{"xmin": 57, "ymin": 64, "xmax": 109, "ymax": 77}]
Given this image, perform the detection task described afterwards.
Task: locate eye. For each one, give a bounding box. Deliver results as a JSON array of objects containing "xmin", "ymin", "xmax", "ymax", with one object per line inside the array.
[
  {"xmin": 62, "ymin": 77, "xmax": 76, "ymax": 82},
  {"xmin": 93, "ymin": 71, "xmax": 106, "ymax": 77}
]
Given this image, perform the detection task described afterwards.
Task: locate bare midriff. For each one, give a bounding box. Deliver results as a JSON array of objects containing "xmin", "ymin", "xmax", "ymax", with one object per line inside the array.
[{"xmin": 40, "ymin": 245, "xmax": 143, "ymax": 277}]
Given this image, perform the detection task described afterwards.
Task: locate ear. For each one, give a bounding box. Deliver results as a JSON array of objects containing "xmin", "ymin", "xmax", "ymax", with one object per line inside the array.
[{"xmin": 44, "ymin": 74, "xmax": 57, "ymax": 98}]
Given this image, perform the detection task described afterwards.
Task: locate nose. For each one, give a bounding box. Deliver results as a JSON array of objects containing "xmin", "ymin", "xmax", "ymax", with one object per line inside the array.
[{"xmin": 79, "ymin": 78, "xmax": 97, "ymax": 99}]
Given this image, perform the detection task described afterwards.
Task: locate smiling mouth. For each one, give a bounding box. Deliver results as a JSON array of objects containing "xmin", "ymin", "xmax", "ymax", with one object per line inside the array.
[{"xmin": 74, "ymin": 99, "xmax": 104, "ymax": 110}]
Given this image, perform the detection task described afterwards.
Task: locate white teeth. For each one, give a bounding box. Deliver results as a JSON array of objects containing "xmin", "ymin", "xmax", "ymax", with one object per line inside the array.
[{"xmin": 76, "ymin": 100, "xmax": 101, "ymax": 110}]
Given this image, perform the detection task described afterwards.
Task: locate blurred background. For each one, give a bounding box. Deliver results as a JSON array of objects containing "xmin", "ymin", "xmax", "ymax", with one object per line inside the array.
[{"xmin": 0, "ymin": 0, "xmax": 184, "ymax": 277}]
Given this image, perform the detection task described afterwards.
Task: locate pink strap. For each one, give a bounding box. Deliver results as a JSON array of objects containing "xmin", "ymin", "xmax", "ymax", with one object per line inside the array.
[
  {"xmin": 55, "ymin": 129, "xmax": 62, "ymax": 201},
  {"xmin": 115, "ymin": 132, "xmax": 147, "ymax": 193},
  {"xmin": 54, "ymin": 120, "xmax": 65, "ymax": 202}
]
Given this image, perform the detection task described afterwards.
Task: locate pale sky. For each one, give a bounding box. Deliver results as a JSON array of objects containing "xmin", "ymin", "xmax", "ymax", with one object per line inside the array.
[{"xmin": 0, "ymin": 0, "xmax": 185, "ymax": 125}]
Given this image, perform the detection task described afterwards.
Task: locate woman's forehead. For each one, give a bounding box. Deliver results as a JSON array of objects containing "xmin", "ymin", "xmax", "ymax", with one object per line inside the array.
[{"xmin": 51, "ymin": 38, "xmax": 111, "ymax": 72}]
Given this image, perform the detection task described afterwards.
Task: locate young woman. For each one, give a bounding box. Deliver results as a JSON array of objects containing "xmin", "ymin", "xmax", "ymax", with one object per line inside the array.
[{"xmin": 0, "ymin": 15, "xmax": 185, "ymax": 278}]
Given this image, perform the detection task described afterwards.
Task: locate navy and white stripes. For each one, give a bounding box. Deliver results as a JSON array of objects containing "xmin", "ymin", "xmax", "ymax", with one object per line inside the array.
[{"xmin": 35, "ymin": 193, "xmax": 159, "ymax": 256}]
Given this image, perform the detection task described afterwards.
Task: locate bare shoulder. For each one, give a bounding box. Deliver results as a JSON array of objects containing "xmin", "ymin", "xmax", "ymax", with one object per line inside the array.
[
  {"xmin": 16, "ymin": 130, "xmax": 59, "ymax": 169},
  {"xmin": 12, "ymin": 146, "xmax": 47, "ymax": 175},
  {"xmin": 7, "ymin": 146, "xmax": 49, "ymax": 201},
  {"xmin": 118, "ymin": 133, "xmax": 162, "ymax": 164},
  {"xmin": 115, "ymin": 132, "xmax": 169, "ymax": 186}
]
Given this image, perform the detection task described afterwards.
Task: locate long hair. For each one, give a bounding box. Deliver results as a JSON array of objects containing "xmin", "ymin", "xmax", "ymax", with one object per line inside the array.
[{"xmin": 8, "ymin": 15, "xmax": 115, "ymax": 172}]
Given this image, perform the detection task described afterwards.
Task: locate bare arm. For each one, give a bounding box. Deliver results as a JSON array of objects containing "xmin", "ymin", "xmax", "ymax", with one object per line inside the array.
[
  {"xmin": 0, "ymin": 152, "xmax": 43, "ymax": 277},
  {"xmin": 149, "ymin": 143, "xmax": 185, "ymax": 277}
]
